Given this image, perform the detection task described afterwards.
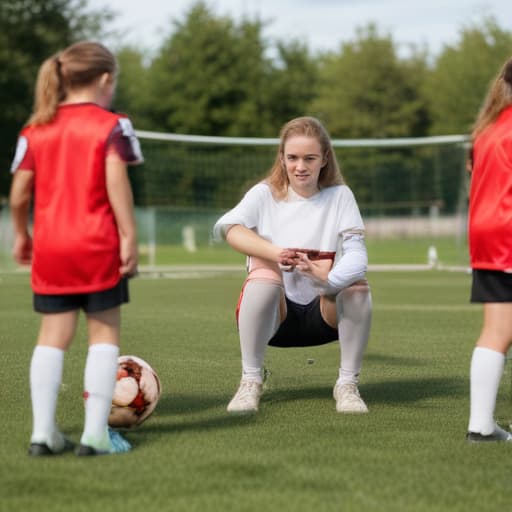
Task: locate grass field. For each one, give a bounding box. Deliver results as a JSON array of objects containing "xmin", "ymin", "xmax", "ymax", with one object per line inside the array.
[
  {"xmin": 135, "ymin": 237, "xmax": 470, "ymax": 268},
  {"xmin": 1, "ymin": 269, "xmax": 511, "ymax": 512}
]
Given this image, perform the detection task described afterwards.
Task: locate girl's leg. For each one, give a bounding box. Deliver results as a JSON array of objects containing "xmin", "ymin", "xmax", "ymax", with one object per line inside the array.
[
  {"xmin": 79, "ymin": 307, "xmax": 123, "ymax": 452},
  {"xmin": 468, "ymin": 303, "xmax": 512, "ymax": 439},
  {"xmin": 30, "ymin": 311, "xmax": 79, "ymax": 454},
  {"xmin": 228, "ymin": 258, "xmax": 284, "ymax": 413},
  {"xmin": 321, "ymin": 280, "xmax": 372, "ymax": 413}
]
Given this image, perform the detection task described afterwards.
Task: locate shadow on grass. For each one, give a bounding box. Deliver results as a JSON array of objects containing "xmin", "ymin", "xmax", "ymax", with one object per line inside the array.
[
  {"xmin": 129, "ymin": 401, "xmax": 262, "ymax": 445},
  {"xmin": 134, "ymin": 376, "xmax": 465, "ymax": 441},
  {"xmin": 364, "ymin": 352, "xmax": 428, "ymax": 366},
  {"xmin": 362, "ymin": 376, "xmax": 466, "ymax": 404},
  {"xmin": 139, "ymin": 377, "xmax": 468, "ymax": 430},
  {"xmin": 156, "ymin": 392, "xmax": 227, "ymax": 416},
  {"xmin": 264, "ymin": 375, "xmax": 466, "ymax": 406}
]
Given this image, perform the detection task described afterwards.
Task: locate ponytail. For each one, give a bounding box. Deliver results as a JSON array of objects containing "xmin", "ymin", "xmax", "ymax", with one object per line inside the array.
[
  {"xmin": 26, "ymin": 41, "xmax": 117, "ymax": 126},
  {"xmin": 27, "ymin": 55, "xmax": 65, "ymax": 125}
]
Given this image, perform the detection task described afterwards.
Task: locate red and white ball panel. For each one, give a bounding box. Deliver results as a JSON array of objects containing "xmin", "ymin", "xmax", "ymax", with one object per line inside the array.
[{"xmin": 108, "ymin": 355, "xmax": 161, "ymax": 429}]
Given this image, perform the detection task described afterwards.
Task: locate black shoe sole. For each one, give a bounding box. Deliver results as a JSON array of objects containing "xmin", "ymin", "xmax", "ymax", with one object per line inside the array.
[
  {"xmin": 29, "ymin": 443, "xmax": 54, "ymax": 456},
  {"xmin": 29, "ymin": 439, "xmax": 75, "ymax": 456},
  {"xmin": 466, "ymin": 431, "xmax": 510, "ymax": 442},
  {"xmin": 75, "ymin": 444, "xmax": 108, "ymax": 456}
]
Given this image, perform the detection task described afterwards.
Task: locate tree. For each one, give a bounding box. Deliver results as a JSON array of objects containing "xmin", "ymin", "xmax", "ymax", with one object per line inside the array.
[
  {"xmin": 307, "ymin": 25, "xmax": 431, "ymax": 209},
  {"xmin": 309, "ymin": 24, "xmax": 429, "ymax": 139},
  {"xmin": 0, "ymin": 0, "xmax": 112, "ymax": 198},
  {"xmin": 146, "ymin": 1, "xmax": 271, "ymax": 136},
  {"xmin": 264, "ymin": 40, "xmax": 319, "ymax": 130},
  {"xmin": 113, "ymin": 47, "xmax": 153, "ymax": 128},
  {"xmin": 424, "ymin": 16, "xmax": 512, "ymax": 135}
]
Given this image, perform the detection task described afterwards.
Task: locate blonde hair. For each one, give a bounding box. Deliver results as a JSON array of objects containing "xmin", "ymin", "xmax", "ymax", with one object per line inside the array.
[
  {"xmin": 28, "ymin": 41, "xmax": 117, "ymax": 125},
  {"xmin": 266, "ymin": 116, "xmax": 344, "ymax": 199},
  {"xmin": 471, "ymin": 56, "xmax": 512, "ymax": 140}
]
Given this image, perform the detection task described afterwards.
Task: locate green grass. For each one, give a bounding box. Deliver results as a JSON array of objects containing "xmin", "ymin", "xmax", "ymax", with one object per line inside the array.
[
  {"xmin": 1, "ymin": 270, "xmax": 511, "ymax": 512},
  {"xmin": 139, "ymin": 237, "xmax": 470, "ymax": 267}
]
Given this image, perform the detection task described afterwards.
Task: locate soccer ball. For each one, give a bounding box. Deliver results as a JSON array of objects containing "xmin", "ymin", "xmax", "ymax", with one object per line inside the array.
[{"xmin": 108, "ymin": 355, "xmax": 161, "ymax": 429}]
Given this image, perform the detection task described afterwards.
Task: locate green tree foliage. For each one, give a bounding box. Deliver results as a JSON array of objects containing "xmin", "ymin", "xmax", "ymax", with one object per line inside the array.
[
  {"xmin": 2, "ymin": 1, "xmax": 511, "ymax": 212},
  {"xmin": 310, "ymin": 24, "xmax": 429, "ymax": 139},
  {"xmin": 118, "ymin": 2, "xmax": 321, "ymax": 207},
  {"xmin": 265, "ymin": 40, "xmax": 319, "ymax": 129},
  {"xmin": 0, "ymin": 0, "xmax": 111, "ymax": 198},
  {"xmin": 146, "ymin": 1, "xmax": 270, "ymax": 136},
  {"xmin": 424, "ymin": 16, "xmax": 512, "ymax": 135},
  {"xmin": 114, "ymin": 47, "xmax": 153, "ymax": 127},
  {"xmin": 307, "ymin": 25, "xmax": 432, "ymax": 210}
]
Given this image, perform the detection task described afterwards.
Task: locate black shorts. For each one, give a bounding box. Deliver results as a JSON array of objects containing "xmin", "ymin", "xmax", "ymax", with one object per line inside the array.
[
  {"xmin": 471, "ymin": 269, "xmax": 512, "ymax": 303},
  {"xmin": 268, "ymin": 296, "xmax": 338, "ymax": 348},
  {"xmin": 34, "ymin": 278, "xmax": 129, "ymax": 314}
]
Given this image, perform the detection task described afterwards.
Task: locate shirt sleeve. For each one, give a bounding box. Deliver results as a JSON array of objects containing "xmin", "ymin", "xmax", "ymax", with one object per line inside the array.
[
  {"xmin": 313, "ymin": 233, "xmax": 368, "ymax": 295},
  {"xmin": 10, "ymin": 136, "xmax": 34, "ymax": 173},
  {"xmin": 328, "ymin": 233, "xmax": 368, "ymax": 288},
  {"xmin": 107, "ymin": 118, "xmax": 144, "ymax": 164},
  {"xmin": 213, "ymin": 183, "xmax": 268, "ymax": 241},
  {"xmin": 336, "ymin": 186, "xmax": 365, "ymax": 235}
]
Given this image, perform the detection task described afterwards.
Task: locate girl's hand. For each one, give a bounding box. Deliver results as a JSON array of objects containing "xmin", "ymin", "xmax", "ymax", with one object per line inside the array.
[
  {"xmin": 12, "ymin": 233, "xmax": 32, "ymax": 265},
  {"xmin": 119, "ymin": 237, "xmax": 138, "ymax": 277},
  {"xmin": 278, "ymin": 248, "xmax": 299, "ymax": 271},
  {"xmin": 294, "ymin": 252, "xmax": 333, "ymax": 283}
]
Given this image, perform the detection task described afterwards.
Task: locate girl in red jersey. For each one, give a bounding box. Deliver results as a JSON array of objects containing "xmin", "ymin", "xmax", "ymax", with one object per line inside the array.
[
  {"xmin": 466, "ymin": 56, "xmax": 512, "ymax": 442},
  {"xmin": 9, "ymin": 41, "xmax": 143, "ymax": 455}
]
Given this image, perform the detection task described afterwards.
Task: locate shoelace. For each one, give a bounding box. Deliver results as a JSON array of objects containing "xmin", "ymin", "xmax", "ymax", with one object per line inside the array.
[
  {"xmin": 235, "ymin": 382, "xmax": 260, "ymax": 401},
  {"xmin": 338, "ymin": 384, "xmax": 362, "ymax": 401}
]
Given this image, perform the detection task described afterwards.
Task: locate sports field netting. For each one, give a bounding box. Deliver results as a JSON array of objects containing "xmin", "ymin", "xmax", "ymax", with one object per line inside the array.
[
  {"xmin": 0, "ymin": 132, "xmax": 471, "ymax": 270},
  {"xmin": 130, "ymin": 130, "xmax": 470, "ymax": 269}
]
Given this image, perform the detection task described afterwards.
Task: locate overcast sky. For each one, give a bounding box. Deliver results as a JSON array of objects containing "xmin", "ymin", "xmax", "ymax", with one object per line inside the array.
[{"xmin": 87, "ymin": 0, "xmax": 512, "ymax": 58}]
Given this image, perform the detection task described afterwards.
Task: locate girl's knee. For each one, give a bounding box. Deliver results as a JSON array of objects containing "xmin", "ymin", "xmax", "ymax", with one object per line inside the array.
[{"xmin": 247, "ymin": 257, "xmax": 283, "ymax": 284}]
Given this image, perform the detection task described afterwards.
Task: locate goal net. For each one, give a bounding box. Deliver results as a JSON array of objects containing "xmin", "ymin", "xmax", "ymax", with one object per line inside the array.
[
  {"xmin": 0, "ymin": 131, "xmax": 470, "ymax": 271},
  {"xmin": 132, "ymin": 130, "xmax": 470, "ymax": 269}
]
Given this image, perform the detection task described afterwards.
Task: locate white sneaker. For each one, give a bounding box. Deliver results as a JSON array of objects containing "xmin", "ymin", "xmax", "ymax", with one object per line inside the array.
[
  {"xmin": 227, "ymin": 380, "xmax": 263, "ymax": 414},
  {"xmin": 333, "ymin": 382, "xmax": 368, "ymax": 414}
]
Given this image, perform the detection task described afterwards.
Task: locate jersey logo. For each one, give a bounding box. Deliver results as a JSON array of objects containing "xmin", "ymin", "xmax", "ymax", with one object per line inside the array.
[
  {"xmin": 10, "ymin": 136, "xmax": 28, "ymax": 173},
  {"xmin": 118, "ymin": 118, "xmax": 144, "ymax": 164}
]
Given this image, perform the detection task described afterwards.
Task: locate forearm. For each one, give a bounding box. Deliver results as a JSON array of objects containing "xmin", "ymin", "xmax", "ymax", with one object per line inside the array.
[
  {"xmin": 225, "ymin": 225, "xmax": 282, "ymax": 262},
  {"xmin": 9, "ymin": 170, "xmax": 33, "ymax": 235},
  {"xmin": 106, "ymin": 158, "xmax": 137, "ymax": 241},
  {"xmin": 10, "ymin": 202, "xmax": 30, "ymax": 236},
  {"xmin": 106, "ymin": 157, "xmax": 138, "ymax": 275},
  {"xmin": 327, "ymin": 236, "xmax": 368, "ymax": 290}
]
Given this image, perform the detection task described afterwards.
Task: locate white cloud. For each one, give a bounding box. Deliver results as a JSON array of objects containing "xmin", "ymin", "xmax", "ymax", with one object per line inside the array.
[{"xmin": 88, "ymin": 0, "xmax": 512, "ymax": 57}]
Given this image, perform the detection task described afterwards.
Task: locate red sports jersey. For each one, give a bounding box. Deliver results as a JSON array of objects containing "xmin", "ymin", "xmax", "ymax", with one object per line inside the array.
[
  {"xmin": 10, "ymin": 103, "xmax": 143, "ymax": 294},
  {"xmin": 469, "ymin": 106, "xmax": 512, "ymax": 270}
]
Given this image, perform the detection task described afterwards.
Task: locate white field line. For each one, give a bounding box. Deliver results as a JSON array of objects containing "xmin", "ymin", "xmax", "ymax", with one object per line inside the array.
[
  {"xmin": 137, "ymin": 263, "xmax": 471, "ymax": 279},
  {"xmin": 0, "ymin": 263, "xmax": 471, "ymax": 278}
]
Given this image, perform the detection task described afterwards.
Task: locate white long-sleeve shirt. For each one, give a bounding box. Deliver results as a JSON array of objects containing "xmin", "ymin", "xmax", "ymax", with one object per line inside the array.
[{"xmin": 214, "ymin": 182, "xmax": 368, "ymax": 304}]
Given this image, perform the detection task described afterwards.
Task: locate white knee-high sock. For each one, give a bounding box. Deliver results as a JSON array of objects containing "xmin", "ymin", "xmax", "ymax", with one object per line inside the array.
[
  {"xmin": 468, "ymin": 346, "xmax": 505, "ymax": 435},
  {"xmin": 237, "ymin": 280, "xmax": 282, "ymax": 383},
  {"xmin": 81, "ymin": 343, "xmax": 119, "ymax": 448},
  {"xmin": 336, "ymin": 284, "xmax": 372, "ymax": 385},
  {"xmin": 30, "ymin": 345, "xmax": 65, "ymax": 443}
]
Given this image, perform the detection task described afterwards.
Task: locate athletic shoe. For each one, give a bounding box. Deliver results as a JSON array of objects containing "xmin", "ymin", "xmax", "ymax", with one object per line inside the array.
[
  {"xmin": 227, "ymin": 380, "xmax": 263, "ymax": 414},
  {"xmin": 76, "ymin": 428, "xmax": 132, "ymax": 456},
  {"xmin": 466, "ymin": 424, "xmax": 512, "ymax": 442},
  {"xmin": 28, "ymin": 431, "xmax": 75, "ymax": 456},
  {"xmin": 333, "ymin": 382, "xmax": 368, "ymax": 414}
]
